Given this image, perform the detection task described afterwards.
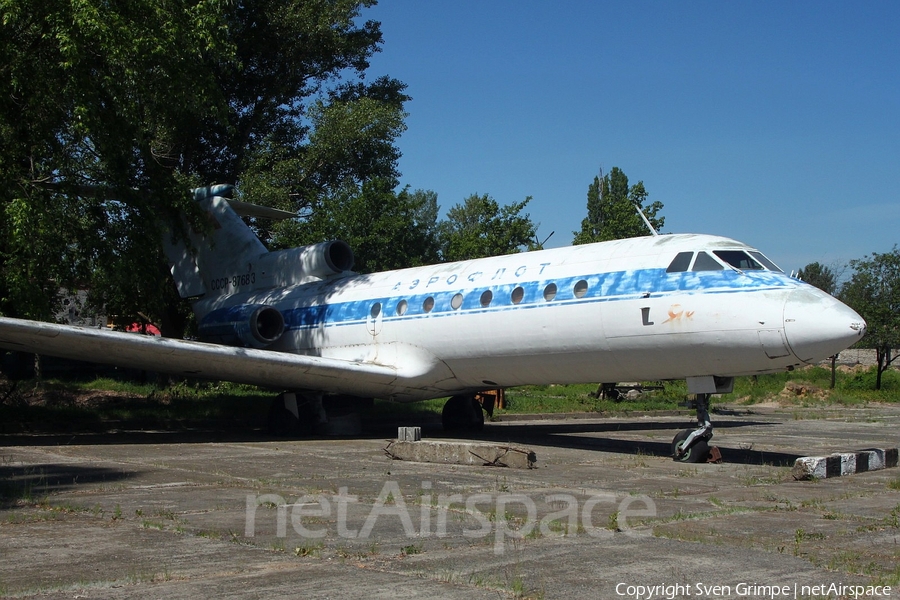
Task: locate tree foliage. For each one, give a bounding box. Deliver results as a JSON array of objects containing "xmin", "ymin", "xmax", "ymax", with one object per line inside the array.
[
  {"xmin": 573, "ymin": 167, "xmax": 664, "ymax": 245},
  {"xmin": 240, "ymin": 75, "xmax": 409, "ymax": 227},
  {"xmin": 278, "ymin": 180, "xmax": 439, "ymax": 274},
  {"xmin": 1, "ymin": 0, "xmax": 227, "ymax": 321},
  {"xmin": 839, "ymin": 247, "xmax": 900, "ymax": 390},
  {"xmin": 438, "ymin": 194, "xmax": 537, "ymax": 262},
  {"xmin": 798, "ymin": 262, "xmax": 838, "ymax": 296},
  {"xmin": 0, "ymin": 0, "xmax": 406, "ymax": 332}
]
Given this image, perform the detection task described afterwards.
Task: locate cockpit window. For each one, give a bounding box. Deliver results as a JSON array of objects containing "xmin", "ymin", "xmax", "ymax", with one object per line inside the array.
[
  {"xmin": 692, "ymin": 252, "xmax": 724, "ymax": 271},
  {"xmin": 714, "ymin": 250, "xmax": 764, "ymax": 270},
  {"xmin": 668, "ymin": 249, "xmax": 781, "ymax": 273},
  {"xmin": 749, "ymin": 251, "xmax": 783, "ymax": 272},
  {"xmin": 666, "ymin": 252, "xmax": 693, "ymax": 273}
]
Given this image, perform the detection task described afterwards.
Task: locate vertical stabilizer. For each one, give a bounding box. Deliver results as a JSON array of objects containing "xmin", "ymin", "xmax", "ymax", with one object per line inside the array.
[{"xmin": 164, "ymin": 186, "xmax": 268, "ymax": 299}]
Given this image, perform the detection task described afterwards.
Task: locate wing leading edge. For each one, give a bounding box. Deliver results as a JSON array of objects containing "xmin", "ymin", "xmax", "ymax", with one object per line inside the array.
[{"xmin": 0, "ymin": 317, "xmax": 403, "ymax": 396}]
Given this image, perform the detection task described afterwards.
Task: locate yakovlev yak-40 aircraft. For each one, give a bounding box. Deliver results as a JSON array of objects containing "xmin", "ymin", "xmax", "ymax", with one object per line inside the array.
[{"xmin": 0, "ymin": 185, "xmax": 866, "ymax": 462}]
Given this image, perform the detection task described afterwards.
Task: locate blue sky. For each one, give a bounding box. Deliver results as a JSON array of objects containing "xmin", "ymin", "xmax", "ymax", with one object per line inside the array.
[{"xmin": 361, "ymin": 1, "xmax": 899, "ymax": 273}]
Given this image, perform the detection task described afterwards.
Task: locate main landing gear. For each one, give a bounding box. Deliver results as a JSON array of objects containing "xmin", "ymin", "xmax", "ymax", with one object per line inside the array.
[
  {"xmin": 441, "ymin": 393, "xmax": 485, "ymax": 432},
  {"xmin": 672, "ymin": 393, "xmax": 713, "ymax": 463},
  {"xmin": 267, "ymin": 391, "xmax": 319, "ymax": 436},
  {"xmin": 267, "ymin": 392, "xmax": 369, "ymax": 436}
]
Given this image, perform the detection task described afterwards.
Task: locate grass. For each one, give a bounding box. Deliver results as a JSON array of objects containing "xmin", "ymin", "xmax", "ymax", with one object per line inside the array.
[
  {"xmin": 294, "ymin": 541, "xmax": 323, "ymax": 557},
  {"xmin": 1, "ymin": 365, "xmax": 898, "ymax": 431},
  {"xmin": 492, "ymin": 367, "xmax": 900, "ymax": 416},
  {"xmin": 499, "ymin": 382, "xmax": 684, "ymax": 414},
  {"xmin": 369, "ymin": 397, "xmax": 446, "ymax": 420},
  {"xmin": 0, "ymin": 376, "xmax": 274, "ymax": 431},
  {"xmin": 729, "ymin": 366, "xmax": 900, "ymax": 406}
]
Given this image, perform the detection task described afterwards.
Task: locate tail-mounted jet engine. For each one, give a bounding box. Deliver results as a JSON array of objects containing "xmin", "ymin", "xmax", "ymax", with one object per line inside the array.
[
  {"xmin": 296, "ymin": 240, "xmax": 355, "ymax": 279},
  {"xmin": 255, "ymin": 240, "xmax": 355, "ymax": 287},
  {"xmin": 198, "ymin": 304, "xmax": 285, "ymax": 348}
]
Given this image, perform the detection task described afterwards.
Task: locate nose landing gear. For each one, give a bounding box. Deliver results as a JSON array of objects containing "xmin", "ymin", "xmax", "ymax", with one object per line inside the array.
[{"xmin": 673, "ymin": 392, "xmax": 713, "ymax": 463}]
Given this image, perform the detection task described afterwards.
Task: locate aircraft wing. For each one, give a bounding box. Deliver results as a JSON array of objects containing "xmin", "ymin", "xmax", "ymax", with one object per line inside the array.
[{"xmin": 0, "ymin": 317, "xmax": 402, "ymax": 396}]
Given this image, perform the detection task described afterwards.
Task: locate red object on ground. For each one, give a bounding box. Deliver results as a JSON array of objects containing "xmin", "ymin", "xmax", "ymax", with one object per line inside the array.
[{"xmin": 126, "ymin": 322, "xmax": 161, "ymax": 336}]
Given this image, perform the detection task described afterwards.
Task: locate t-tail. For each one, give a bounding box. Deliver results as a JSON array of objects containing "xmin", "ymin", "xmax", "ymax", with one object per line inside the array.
[
  {"xmin": 163, "ymin": 185, "xmax": 355, "ymax": 300},
  {"xmin": 162, "ymin": 185, "xmax": 355, "ymax": 348}
]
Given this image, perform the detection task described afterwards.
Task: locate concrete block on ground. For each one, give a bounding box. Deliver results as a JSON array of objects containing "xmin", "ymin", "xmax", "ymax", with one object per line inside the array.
[
  {"xmin": 792, "ymin": 448, "xmax": 899, "ymax": 480},
  {"xmin": 397, "ymin": 426, "xmax": 421, "ymax": 442},
  {"xmin": 384, "ymin": 440, "xmax": 536, "ymax": 469}
]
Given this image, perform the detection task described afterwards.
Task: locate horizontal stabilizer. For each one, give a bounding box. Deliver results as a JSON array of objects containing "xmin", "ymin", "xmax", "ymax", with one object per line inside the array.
[{"xmin": 226, "ymin": 198, "xmax": 297, "ymax": 220}]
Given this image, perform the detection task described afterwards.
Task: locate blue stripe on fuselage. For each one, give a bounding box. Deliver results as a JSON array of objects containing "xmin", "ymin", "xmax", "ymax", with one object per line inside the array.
[{"xmin": 200, "ymin": 268, "xmax": 792, "ymax": 331}]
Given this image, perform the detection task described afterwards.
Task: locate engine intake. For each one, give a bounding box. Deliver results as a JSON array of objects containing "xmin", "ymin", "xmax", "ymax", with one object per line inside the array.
[{"xmin": 198, "ymin": 304, "xmax": 285, "ymax": 348}]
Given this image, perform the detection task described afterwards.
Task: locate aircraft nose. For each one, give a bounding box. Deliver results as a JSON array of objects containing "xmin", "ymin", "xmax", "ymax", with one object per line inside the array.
[{"xmin": 783, "ymin": 287, "xmax": 866, "ymax": 363}]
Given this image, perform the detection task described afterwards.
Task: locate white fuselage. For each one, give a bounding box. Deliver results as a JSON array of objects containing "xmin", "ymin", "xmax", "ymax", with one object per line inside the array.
[{"xmin": 193, "ymin": 233, "xmax": 865, "ymax": 402}]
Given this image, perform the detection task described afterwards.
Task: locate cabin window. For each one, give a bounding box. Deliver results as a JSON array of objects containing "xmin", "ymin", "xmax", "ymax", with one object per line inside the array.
[
  {"xmin": 480, "ymin": 290, "xmax": 493, "ymax": 307},
  {"xmin": 451, "ymin": 293, "xmax": 464, "ymax": 310},
  {"xmin": 666, "ymin": 252, "xmax": 694, "ymax": 273},
  {"xmin": 396, "ymin": 299, "xmax": 408, "ymax": 316},
  {"xmin": 370, "ymin": 302, "xmax": 382, "ymax": 318},
  {"xmin": 749, "ymin": 251, "xmax": 783, "ymax": 272},
  {"xmin": 543, "ymin": 283, "xmax": 557, "ymax": 301},
  {"xmin": 574, "ymin": 280, "xmax": 589, "ymax": 298},
  {"xmin": 714, "ymin": 250, "xmax": 764, "ymax": 270},
  {"xmin": 423, "ymin": 297, "xmax": 435, "ymax": 313},
  {"xmin": 511, "ymin": 286, "xmax": 525, "ymax": 304},
  {"xmin": 691, "ymin": 252, "xmax": 724, "ymax": 271}
]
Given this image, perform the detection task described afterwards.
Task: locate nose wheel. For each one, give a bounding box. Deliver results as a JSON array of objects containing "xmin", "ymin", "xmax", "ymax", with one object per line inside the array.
[
  {"xmin": 672, "ymin": 429, "xmax": 710, "ymax": 463},
  {"xmin": 673, "ymin": 392, "xmax": 713, "ymax": 463}
]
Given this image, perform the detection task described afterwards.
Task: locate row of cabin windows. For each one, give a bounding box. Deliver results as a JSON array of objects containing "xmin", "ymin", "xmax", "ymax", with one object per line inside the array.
[
  {"xmin": 369, "ymin": 279, "xmax": 592, "ymax": 319},
  {"xmin": 666, "ymin": 250, "xmax": 782, "ymax": 274},
  {"xmin": 370, "ymin": 251, "xmax": 782, "ymax": 319}
]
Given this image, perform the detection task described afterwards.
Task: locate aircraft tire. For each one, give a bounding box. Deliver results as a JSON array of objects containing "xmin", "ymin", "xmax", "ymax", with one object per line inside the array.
[
  {"xmin": 442, "ymin": 394, "xmax": 485, "ymax": 432},
  {"xmin": 672, "ymin": 429, "xmax": 709, "ymax": 463}
]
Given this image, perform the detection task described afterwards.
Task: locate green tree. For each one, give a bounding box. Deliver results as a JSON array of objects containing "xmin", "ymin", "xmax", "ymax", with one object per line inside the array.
[
  {"xmin": 573, "ymin": 167, "xmax": 664, "ymax": 244},
  {"xmin": 0, "ymin": 0, "xmax": 405, "ymax": 334},
  {"xmin": 1, "ymin": 0, "xmax": 228, "ymax": 321},
  {"xmin": 798, "ymin": 262, "xmax": 838, "ymax": 295},
  {"xmin": 404, "ymin": 188, "xmax": 441, "ymax": 265},
  {"xmin": 839, "ymin": 247, "xmax": 900, "ymax": 390},
  {"xmin": 240, "ymin": 75, "xmax": 410, "ymax": 227},
  {"xmin": 438, "ymin": 194, "xmax": 537, "ymax": 262},
  {"xmin": 279, "ymin": 179, "xmax": 439, "ymax": 274}
]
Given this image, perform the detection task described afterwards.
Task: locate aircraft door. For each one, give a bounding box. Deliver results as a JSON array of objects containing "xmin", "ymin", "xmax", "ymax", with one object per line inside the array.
[{"xmin": 366, "ymin": 302, "xmax": 383, "ymax": 336}]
